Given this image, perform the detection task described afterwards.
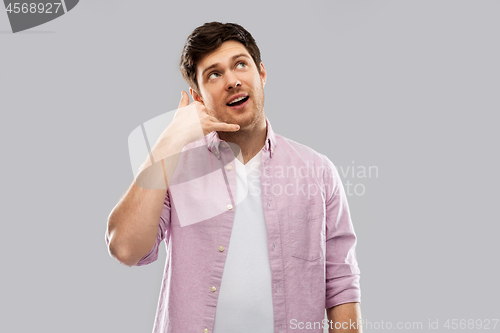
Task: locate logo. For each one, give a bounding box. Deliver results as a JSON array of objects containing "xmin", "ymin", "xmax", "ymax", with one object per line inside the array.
[
  {"xmin": 3, "ymin": 0, "xmax": 79, "ymax": 33},
  {"xmin": 128, "ymin": 107, "xmax": 243, "ymax": 227}
]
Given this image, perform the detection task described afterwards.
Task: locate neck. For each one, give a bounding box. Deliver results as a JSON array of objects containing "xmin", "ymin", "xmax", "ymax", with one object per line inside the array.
[{"xmin": 218, "ymin": 116, "xmax": 267, "ymax": 164}]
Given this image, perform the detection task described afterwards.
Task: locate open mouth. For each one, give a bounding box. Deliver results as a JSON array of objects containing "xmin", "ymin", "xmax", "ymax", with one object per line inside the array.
[{"xmin": 227, "ymin": 96, "xmax": 249, "ymax": 107}]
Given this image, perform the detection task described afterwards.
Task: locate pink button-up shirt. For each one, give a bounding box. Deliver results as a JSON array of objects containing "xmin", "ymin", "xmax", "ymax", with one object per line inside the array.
[{"xmin": 108, "ymin": 118, "xmax": 360, "ymax": 333}]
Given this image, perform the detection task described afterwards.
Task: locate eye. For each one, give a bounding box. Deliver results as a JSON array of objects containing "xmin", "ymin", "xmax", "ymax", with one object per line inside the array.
[
  {"xmin": 236, "ymin": 62, "xmax": 247, "ymax": 69},
  {"xmin": 208, "ymin": 72, "xmax": 220, "ymax": 80}
]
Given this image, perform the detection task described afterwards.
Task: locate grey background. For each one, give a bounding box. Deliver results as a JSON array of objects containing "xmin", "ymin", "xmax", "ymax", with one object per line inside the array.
[{"xmin": 1, "ymin": 0, "xmax": 498, "ymax": 332}]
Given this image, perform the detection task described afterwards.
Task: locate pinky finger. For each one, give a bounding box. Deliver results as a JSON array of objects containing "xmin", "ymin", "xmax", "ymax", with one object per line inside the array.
[{"xmin": 212, "ymin": 123, "xmax": 240, "ymax": 132}]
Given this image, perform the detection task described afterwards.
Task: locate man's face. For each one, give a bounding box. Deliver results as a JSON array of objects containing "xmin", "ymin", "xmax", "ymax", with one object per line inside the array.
[{"xmin": 192, "ymin": 40, "xmax": 267, "ymax": 131}]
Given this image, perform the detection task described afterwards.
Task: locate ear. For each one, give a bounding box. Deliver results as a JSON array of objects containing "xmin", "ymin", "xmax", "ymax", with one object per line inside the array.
[
  {"xmin": 190, "ymin": 87, "xmax": 204, "ymax": 105},
  {"xmin": 259, "ymin": 62, "xmax": 267, "ymax": 88}
]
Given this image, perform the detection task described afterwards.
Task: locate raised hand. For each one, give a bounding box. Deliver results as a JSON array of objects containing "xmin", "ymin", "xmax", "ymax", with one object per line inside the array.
[{"xmin": 150, "ymin": 91, "xmax": 239, "ymax": 162}]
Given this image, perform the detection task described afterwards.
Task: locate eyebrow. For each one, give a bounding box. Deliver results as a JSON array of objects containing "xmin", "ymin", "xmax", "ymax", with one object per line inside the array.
[{"xmin": 201, "ymin": 53, "xmax": 251, "ymax": 77}]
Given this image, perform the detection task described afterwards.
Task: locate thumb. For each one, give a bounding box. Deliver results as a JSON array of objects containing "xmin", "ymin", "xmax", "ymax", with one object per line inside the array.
[{"xmin": 178, "ymin": 91, "xmax": 190, "ymax": 109}]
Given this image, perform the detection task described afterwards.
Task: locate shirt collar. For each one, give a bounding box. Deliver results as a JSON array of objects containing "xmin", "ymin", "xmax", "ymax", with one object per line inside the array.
[{"xmin": 206, "ymin": 116, "xmax": 277, "ymax": 159}]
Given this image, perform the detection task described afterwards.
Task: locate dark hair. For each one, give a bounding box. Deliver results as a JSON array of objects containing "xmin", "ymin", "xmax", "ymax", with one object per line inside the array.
[{"xmin": 180, "ymin": 22, "xmax": 262, "ymax": 96}]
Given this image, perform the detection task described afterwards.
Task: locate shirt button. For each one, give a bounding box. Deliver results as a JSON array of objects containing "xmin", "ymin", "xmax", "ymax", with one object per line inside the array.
[
  {"xmin": 227, "ymin": 165, "xmax": 232, "ymax": 171},
  {"xmin": 227, "ymin": 204, "xmax": 233, "ymax": 210},
  {"xmin": 203, "ymin": 329, "xmax": 209, "ymax": 333},
  {"xmin": 211, "ymin": 286, "xmax": 216, "ymax": 292},
  {"xmin": 219, "ymin": 246, "xmax": 224, "ymax": 252}
]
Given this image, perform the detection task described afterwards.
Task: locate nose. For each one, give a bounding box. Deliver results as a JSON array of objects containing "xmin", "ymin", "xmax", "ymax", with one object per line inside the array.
[{"xmin": 225, "ymin": 72, "xmax": 241, "ymax": 90}]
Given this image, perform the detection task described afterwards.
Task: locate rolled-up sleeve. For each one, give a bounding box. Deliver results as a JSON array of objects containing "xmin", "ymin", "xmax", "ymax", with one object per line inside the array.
[
  {"xmin": 323, "ymin": 157, "xmax": 361, "ymax": 309},
  {"xmin": 135, "ymin": 189, "xmax": 171, "ymax": 266}
]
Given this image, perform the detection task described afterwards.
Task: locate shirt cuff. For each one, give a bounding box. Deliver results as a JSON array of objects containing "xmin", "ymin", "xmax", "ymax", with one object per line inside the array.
[{"xmin": 325, "ymin": 274, "xmax": 361, "ymax": 309}]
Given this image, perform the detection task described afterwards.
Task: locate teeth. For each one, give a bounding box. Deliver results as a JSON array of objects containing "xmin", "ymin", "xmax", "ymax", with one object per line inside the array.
[{"xmin": 229, "ymin": 96, "xmax": 247, "ymax": 104}]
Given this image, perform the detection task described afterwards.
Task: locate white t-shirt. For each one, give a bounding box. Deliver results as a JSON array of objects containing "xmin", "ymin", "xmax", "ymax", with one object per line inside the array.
[{"xmin": 212, "ymin": 150, "xmax": 274, "ymax": 333}]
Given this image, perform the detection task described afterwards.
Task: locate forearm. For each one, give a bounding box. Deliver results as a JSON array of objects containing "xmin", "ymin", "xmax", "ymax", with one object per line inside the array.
[
  {"xmin": 327, "ymin": 302, "xmax": 363, "ymax": 333},
  {"xmin": 107, "ymin": 140, "xmax": 182, "ymax": 266}
]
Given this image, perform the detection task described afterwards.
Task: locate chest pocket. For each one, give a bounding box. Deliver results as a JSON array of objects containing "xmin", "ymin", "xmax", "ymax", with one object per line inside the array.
[{"xmin": 288, "ymin": 209, "xmax": 324, "ymax": 261}]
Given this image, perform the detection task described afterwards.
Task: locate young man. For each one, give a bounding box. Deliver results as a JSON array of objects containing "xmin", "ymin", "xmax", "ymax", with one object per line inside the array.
[{"xmin": 106, "ymin": 22, "xmax": 362, "ymax": 333}]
